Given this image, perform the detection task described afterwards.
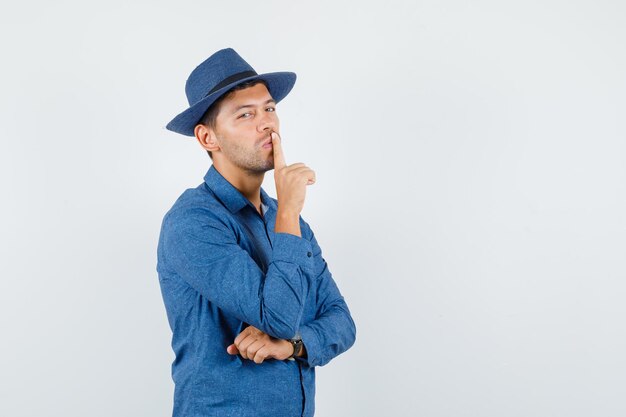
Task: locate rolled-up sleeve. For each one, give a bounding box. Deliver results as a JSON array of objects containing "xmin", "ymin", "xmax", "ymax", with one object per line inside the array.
[
  {"xmin": 296, "ymin": 226, "xmax": 357, "ymax": 368},
  {"xmin": 160, "ymin": 208, "xmax": 315, "ymax": 340}
]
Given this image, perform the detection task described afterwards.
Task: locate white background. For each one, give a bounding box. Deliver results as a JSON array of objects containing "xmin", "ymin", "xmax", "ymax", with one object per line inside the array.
[{"xmin": 1, "ymin": 1, "xmax": 625, "ymax": 416}]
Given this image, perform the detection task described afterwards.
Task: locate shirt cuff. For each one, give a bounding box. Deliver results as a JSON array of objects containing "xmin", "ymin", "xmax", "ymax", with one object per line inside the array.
[
  {"xmin": 272, "ymin": 232, "xmax": 315, "ymax": 268},
  {"xmin": 296, "ymin": 324, "xmax": 322, "ymax": 368}
]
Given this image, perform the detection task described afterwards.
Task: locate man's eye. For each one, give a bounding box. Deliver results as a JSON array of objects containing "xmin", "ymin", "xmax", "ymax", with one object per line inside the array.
[{"xmin": 238, "ymin": 108, "xmax": 274, "ymax": 119}]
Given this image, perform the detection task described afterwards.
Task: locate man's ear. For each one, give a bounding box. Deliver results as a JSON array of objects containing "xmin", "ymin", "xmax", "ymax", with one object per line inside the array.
[{"xmin": 194, "ymin": 124, "xmax": 220, "ymax": 153}]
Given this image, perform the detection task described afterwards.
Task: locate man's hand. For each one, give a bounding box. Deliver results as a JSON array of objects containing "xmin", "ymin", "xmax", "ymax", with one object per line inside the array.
[
  {"xmin": 271, "ymin": 131, "xmax": 316, "ymax": 217},
  {"xmin": 227, "ymin": 325, "xmax": 294, "ymax": 364}
]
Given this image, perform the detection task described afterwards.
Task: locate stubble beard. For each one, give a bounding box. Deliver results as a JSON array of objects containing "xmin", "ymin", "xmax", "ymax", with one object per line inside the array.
[{"xmin": 218, "ymin": 133, "xmax": 274, "ymax": 174}]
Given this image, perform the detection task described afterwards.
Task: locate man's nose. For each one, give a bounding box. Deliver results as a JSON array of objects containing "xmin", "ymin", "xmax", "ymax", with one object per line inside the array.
[
  {"xmin": 258, "ymin": 111, "xmax": 277, "ymax": 132},
  {"xmin": 259, "ymin": 121, "xmax": 276, "ymax": 134}
]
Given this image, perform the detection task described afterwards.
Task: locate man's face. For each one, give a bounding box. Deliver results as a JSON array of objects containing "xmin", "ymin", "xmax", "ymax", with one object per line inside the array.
[{"xmin": 212, "ymin": 83, "xmax": 279, "ymax": 173}]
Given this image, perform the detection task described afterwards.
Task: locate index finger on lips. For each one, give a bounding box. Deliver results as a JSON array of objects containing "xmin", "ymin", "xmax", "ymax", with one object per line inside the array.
[{"xmin": 271, "ymin": 131, "xmax": 286, "ymax": 169}]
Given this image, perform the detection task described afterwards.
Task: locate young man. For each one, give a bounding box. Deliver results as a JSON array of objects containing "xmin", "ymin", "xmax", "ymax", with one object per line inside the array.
[{"xmin": 157, "ymin": 48, "xmax": 356, "ymax": 417}]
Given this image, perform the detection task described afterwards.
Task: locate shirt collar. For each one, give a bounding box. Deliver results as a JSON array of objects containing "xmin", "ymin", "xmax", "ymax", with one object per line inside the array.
[{"xmin": 203, "ymin": 164, "xmax": 276, "ymax": 214}]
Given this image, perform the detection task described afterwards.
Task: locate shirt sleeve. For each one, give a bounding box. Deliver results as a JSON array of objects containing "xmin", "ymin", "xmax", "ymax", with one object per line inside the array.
[
  {"xmin": 160, "ymin": 207, "xmax": 315, "ymax": 340},
  {"xmin": 295, "ymin": 224, "xmax": 357, "ymax": 368}
]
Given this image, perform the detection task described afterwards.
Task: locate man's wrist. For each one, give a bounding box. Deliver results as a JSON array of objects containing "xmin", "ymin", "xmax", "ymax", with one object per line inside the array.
[
  {"xmin": 275, "ymin": 210, "xmax": 301, "ymax": 237},
  {"xmin": 287, "ymin": 337, "xmax": 304, "ymax": 359}
]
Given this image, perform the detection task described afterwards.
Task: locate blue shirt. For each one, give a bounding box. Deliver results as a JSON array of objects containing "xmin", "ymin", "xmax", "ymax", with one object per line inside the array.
[{"xmin": 157, "ymin": 164, "xmax": 357, "ymax": 417}]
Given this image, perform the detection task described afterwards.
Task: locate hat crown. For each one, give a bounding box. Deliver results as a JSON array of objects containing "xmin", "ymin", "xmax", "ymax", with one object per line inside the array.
[{"xmin": 185, "ymin": 48, "xmax": 256, "ymax": 106}]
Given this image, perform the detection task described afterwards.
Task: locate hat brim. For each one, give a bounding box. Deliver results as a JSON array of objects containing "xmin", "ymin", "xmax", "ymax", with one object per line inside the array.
[{"xmin": 165, "ymin": 71, "xmax": 296, "ymax": 137}]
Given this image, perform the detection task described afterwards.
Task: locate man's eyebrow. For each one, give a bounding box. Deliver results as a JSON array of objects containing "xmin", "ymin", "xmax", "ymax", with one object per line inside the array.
[{"xmin": 231, "ymin": 98, "xmax": 276, "ymax": 114}]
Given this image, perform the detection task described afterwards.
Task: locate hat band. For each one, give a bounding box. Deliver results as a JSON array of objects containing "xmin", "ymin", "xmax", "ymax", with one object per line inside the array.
[{"xmin": 204, "ymin": 70, "xmax": 258, "ymax": 98}]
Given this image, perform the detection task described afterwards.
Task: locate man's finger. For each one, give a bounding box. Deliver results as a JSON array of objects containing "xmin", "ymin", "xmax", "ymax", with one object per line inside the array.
[
  {"xmin": 245, "ymin": 340, "xmax": 265, "ymax": 361},
  {"xmin": 234, "ymin": 325, "xmax": 252, "ymax": 345},
  {"xmin": 226, "ymin": 344, "xmax": 239, "ymax": 355},
  {"xmin": 271, "ymin": 131, "xmax": 286, "ymax": 169},
  {"xmin": 253, "ymin": 347, "xmax": 269, "ymax": 364},
  {"xmin": 237, "ymin": 334, "xmax": 257, "ymax": 359}
]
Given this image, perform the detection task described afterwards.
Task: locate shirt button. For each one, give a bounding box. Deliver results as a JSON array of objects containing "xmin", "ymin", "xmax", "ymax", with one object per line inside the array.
[{"xmin": 307, "ymin": 251, "xmax": 312, "ymax": 257}]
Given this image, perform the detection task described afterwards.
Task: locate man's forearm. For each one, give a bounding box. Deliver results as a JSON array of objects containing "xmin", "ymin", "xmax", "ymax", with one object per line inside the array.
[{"xmin": 297, "ymin": 304, "xmax": 356, "ymax": 367}]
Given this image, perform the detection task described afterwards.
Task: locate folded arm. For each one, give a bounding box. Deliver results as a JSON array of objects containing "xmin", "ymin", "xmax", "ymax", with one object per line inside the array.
[
  {"xmin": 294, "ymin": 227, "xmax": 357, "ymax": 368},
  {"xmin": 160, "ymin": 208, "xmax": 315, "ymax": 340}
]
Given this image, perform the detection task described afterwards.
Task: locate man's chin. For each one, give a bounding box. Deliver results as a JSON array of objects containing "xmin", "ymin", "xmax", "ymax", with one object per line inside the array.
[{"xmin": 246, "ymin": 161, "xmax": 273, "ymax": 174}]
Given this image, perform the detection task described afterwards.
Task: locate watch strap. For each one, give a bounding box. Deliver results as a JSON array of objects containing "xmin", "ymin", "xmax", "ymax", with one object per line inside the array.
[{"xmin": 288, "ymin": 338, "xmax": 303, "ymax": 359}]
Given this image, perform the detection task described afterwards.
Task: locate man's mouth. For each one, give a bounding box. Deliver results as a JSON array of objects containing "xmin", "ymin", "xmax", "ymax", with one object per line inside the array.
[{"xmin": 261, "ymin": 132, "xmax": 273, "ymax": 149}]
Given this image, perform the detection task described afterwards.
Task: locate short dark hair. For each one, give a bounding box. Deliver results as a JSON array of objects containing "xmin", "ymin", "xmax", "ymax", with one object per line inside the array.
[{"xmin": 197, "ymin": 79, "xmax": 270, "ymax": 160}]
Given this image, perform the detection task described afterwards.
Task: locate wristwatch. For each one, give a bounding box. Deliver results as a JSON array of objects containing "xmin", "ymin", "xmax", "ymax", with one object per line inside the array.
[{"xmin": 288, "ymin": 336, "xmax": 303, "ymax": 359}]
